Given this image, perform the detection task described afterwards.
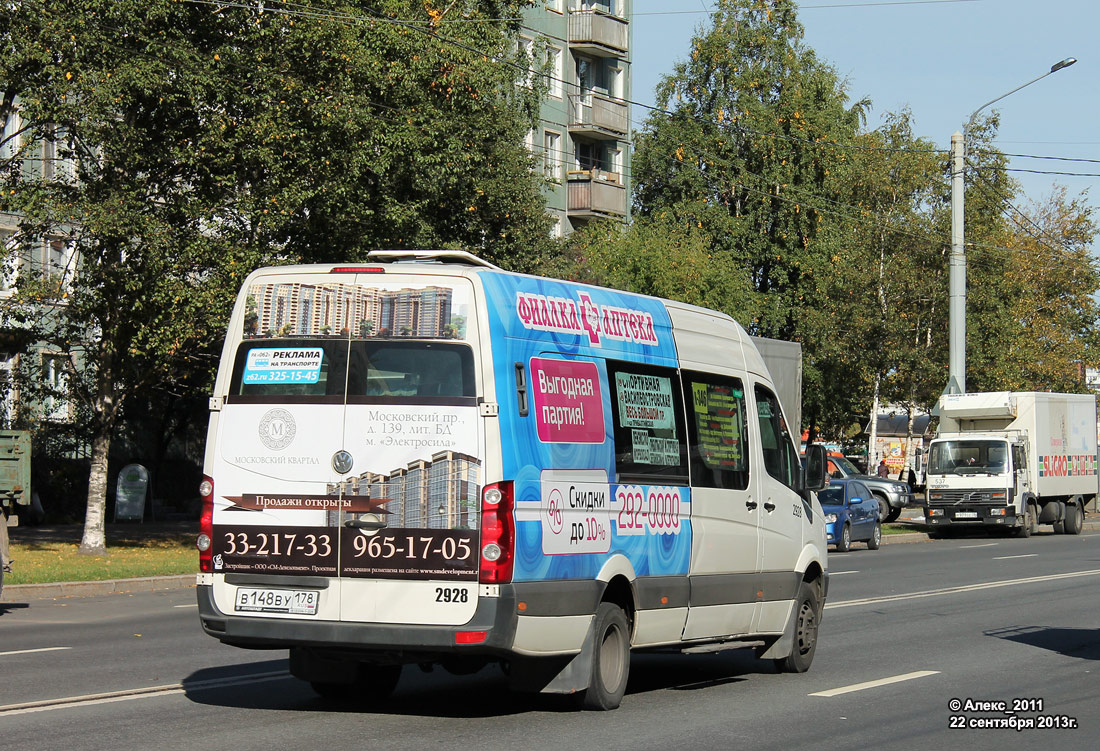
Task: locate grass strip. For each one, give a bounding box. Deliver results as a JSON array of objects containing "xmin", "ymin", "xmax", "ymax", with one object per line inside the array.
[{"xmin": 7, "ymin": 533, "xmax": 196, "ymax": 585}]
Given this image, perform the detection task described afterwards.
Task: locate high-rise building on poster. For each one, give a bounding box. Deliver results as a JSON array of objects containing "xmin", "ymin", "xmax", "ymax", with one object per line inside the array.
[{"xmin": 247, "ymin": 282, "xmax": 454, "ymax": 339}]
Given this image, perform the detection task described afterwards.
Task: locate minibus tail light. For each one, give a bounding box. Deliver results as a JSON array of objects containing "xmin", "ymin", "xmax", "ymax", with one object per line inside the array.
[
  {"xmin": 479, "ymin": 481, "xmax": 514, "ymax": 584},
  {"xmin": 330, "ymin": 266, "xmax": 385, "ymax": 274},
  {"xmin": 197, "ymin": 475, "xmax": 214, "ymax": 573}
]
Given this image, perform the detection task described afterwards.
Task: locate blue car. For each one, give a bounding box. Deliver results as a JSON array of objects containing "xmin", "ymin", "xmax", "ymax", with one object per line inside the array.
[{"xmin": 820, "ymin": 478, "xmax": 881, "ymax": 552}]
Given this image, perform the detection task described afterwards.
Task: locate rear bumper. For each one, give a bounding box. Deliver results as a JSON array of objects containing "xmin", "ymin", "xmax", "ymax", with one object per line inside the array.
[
  {"xmin": 197, "ymin": 583, "xmax": 521, "ymax": 657},
  {"xmin": 197, "ymin": 578, "xmax": 607, "ymax": 659}
]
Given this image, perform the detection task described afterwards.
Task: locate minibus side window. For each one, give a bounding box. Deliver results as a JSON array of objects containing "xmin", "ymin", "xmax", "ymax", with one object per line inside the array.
[
  {"xmin": 754, "ymin": 384, "xmax": 800, "ymax": 490},
  {"xmin": 683, "ymin": 371, "xmax": 749, "ymax": 490},
  {"xmin": 607, "ymin": 361, "xmax": 688, "ymax": 484}
]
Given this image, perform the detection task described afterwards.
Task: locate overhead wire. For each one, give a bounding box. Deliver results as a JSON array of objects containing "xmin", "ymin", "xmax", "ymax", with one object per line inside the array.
[{"xmin": 14, "ymin": 0, "xmax": 1087, "ymax": 266}]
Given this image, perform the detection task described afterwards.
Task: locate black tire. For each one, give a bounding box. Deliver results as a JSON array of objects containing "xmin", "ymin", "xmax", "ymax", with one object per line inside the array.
[
  {"xmin": 867, "ymin": 522, "xmax": 882, "ymax": 550},
  {"xmin": 876, "ymin": 496, "xmax": 890, "ymax": 523},
  {"xmin": 578, "ymin": 602, "xmax": 631, "ymax": 711},
  {"xmin": 884, "ymin": 507, "xmax": 902, "ymax": 524},
  {"xmin": 311, "ymin": 663, "xmax": 402, "ymax": 703},
  {"xmin": 775, "ymin": 580, "xmax": 821, "ymax": 673},
  {"xmin": 836, "ymin": 524, "xmax": 851, "ymax": 552},
  {"xmin": 1015, "ymin": 504, "xmax": 1036, "ymax": 538},
  {"xmin": 1064, "ymin": 503, "xmax": 1083, "ymax": 535}
]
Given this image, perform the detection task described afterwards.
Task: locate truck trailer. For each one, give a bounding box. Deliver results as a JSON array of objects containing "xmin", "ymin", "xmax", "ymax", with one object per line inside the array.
[{"xmin": 924, "ymin": 391, "xmax": 1098, "ymax": 537}]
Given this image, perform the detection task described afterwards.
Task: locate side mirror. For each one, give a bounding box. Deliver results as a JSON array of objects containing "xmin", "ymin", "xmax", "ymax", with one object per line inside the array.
[{"xmin": 803, "ymin": 444, "xmax": 828, "ymax": 491}]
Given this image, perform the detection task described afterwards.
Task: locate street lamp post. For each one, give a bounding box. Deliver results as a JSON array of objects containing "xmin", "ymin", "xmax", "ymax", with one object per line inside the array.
[{"xmin": 946, "ymin": 57, "xmax": 1076, "ymax": 395}]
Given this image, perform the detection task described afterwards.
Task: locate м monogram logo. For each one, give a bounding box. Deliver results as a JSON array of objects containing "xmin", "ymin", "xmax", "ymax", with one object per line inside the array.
[{"xmin": 259, "ymin": 408, "xmax": 296, "ymax": 451}]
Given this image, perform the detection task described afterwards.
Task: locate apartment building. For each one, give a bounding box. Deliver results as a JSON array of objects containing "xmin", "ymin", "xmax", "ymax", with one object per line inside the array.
[
  {"xmin": 0, "ymin": 105, "xmax": 78, "ymax": 425},
  {"xmin": 521, "ymin": 0, "xmax": 632, "ymax": 237}
]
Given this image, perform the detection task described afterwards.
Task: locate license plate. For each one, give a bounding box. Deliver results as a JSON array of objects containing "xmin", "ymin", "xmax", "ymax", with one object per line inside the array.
[
  {"xmin": 955, "ymin": 511, "xmax": 978, "ymax": 519},
  {"xmin": 234, "ymin": 587, "xmax": 319, "ymax": 615}
]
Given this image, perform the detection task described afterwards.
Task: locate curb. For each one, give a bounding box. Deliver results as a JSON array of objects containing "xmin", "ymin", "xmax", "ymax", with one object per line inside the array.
[
  {"xmin": 1, "ymin": 574, "xmax": 195, "ymax": 603},
  {"xmin": 881, "ymin": 531, "xmax": 929, "ymax": 544},
  {"xmin": 883, "ymin": 517, "xmax": 1100, "ymax": 546}
]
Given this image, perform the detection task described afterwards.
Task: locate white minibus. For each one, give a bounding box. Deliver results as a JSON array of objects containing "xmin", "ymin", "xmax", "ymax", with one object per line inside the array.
[{"xmin": 196, "ymin": 250, "xmax": 829, "ymax": 710}]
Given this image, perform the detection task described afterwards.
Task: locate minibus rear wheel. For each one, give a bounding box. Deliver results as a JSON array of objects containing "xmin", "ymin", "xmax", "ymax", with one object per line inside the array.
[{"xmin": 577, "ymin": 602, "xmax": 631, "ymax": 710}]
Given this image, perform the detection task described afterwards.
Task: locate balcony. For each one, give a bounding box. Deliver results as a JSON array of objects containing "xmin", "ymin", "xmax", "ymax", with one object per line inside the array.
[
  {"xmin": 569, "ymin": 93, "xmax": 628, "ymax": 138},
  {"xmin": 568, "ymin": 9, "xmax": 628, "ymax": 56},
  {"xmin": 567, "ymin": 170, "xmax": 627, "ymax": 218}
]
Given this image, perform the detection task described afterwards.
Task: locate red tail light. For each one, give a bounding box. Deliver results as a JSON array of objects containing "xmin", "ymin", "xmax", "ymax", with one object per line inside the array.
[
  {"xmin": 479, "ymin": 481, "xmax": 514, "ymax": 584},
  {"xmin": 197, "ymin": 475, "xmax": 214, "ymax": 573}
]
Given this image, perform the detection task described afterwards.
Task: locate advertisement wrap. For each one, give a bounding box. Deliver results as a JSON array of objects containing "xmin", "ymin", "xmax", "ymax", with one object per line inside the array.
[{"xmin": 482, "ymin": 272, "xmax": 692, "ymax": 582}]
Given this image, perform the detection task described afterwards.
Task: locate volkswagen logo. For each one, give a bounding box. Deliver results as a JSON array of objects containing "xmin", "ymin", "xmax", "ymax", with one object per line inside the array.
[{"xmin": 332, "ymin": 450, "xmax": 354, "ymax": 475}]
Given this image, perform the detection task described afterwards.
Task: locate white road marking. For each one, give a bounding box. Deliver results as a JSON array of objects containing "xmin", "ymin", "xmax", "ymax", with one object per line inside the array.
[
  {"xmin": 993, "ymin": 554, "xmax": 1038, "ymax": 560},
  {"xmin": 0, "ymin": 671, "xmax": 289, "ymax": 715},
  {"xmin": 960, "ymin": 543, "xmax": 998, "ymax": 549},
  {"xmin": 829, "ymin": 571, "xmax": 859, "ymax": 576},
  {"xmin": 826, "ymin": 568, "xmax": 1100, "ymax": 609},
  {"xmin": 0, "ymin": 647, "xmax": 72, "ymax": 657},
  {"xmin": 811, "ymin": 670, "xmax": 939, "ymax": 697},
  {"xmin": 172, "ymin": 604, "xmax": 198, "ymax": 609}
]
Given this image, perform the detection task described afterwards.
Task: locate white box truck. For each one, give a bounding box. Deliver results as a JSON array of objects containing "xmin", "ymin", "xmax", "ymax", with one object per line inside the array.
[{"xmin": 924, "ymin": 391, "xmax": 1098, "ymax": 537}]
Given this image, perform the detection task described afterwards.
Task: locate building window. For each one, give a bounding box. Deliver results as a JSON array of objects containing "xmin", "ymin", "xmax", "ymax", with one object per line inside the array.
[
  {"xmin": 519, "ymin": 36, "xmax": 536, "ymax": 90},
  {"xmin": 546, "ymin": 0, "xmax": 563, "ymax": 12},
  {"xmin": 547, "ymin": 46, "xmax": 563, "ymax": 99},
  {"xmin": 0, "ymin": 231, "xmax": 17, "ymax": 294},
  {"xmin": 42, "ymin": 353, "xmax": 70, "ymax": 422},
  {"xmin": 41, "ymin": 237, "xmax": 75, "ymax": 290},
  {"xmin": 544, "ymin": 130, "xmax": 562, "ymax": 182},
  {"xmin": 0, "ymin": 352, "xmax": 14, "ymax": 427},
  {"xmin": 0, "ymin": 110, "xmax": 20, "ymax": 164},
  {"xmin": 576, "ymin": 0, "xmax": 613, "ymax": 13}
]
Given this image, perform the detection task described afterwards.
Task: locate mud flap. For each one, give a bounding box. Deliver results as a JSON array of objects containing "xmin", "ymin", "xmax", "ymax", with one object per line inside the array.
[
  {"xmin": 507, "ymin": 619, "xmax": 596, "ymax": 695},
  {"xmin": 757, "ymin": 598, "xmax": 801, "ymax": 661}
]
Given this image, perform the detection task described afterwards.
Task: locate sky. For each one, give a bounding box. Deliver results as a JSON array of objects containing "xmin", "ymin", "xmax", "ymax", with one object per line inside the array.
[{"xmin": 630, "ymin": 0, "xmax": 1098, "ymax": 221}]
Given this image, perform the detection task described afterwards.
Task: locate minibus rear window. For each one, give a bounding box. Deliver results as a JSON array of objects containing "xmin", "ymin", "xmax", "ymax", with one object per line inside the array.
[
  {"xmin": 229, "ymin": 339, "xmax": 347, "ymax": 399},
  {"xmin": 347, "ymin": 341, "xmax": 475, "ymax": 400},
  {"xmin": 227, "ymin": 339, "xmax": 475, "ymax": 403}
]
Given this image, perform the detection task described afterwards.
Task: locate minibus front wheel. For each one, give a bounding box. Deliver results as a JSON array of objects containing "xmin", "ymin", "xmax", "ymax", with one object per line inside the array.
[{"xmin": 775, "ymin": 580, "xmax": 821, "ymax": 674}]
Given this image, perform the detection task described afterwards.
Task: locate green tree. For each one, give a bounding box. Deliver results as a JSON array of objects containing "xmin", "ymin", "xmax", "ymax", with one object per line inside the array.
[
  {"xmin": 0, "ymin": 0, "xmax": 550, "ymax": 553},
  {"xmin": 807, "ymin": 111, "xmax": 947, "ymax": 445},
  {"xmin": 967, "ymin": 186, "xmax": 1100, "ymax": 391},
  {"xmin": 539, "ymin": 216, "xmax": 757, "ymax": 317},
  {"xmin": 633, "ymin": 0, "xmax": 866, "ymax": 341}
]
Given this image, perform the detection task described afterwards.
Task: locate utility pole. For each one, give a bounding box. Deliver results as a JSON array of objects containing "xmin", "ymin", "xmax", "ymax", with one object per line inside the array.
[{"xmin": 945, "ymin": 58, "xmax": 1076, "ymax": 397}]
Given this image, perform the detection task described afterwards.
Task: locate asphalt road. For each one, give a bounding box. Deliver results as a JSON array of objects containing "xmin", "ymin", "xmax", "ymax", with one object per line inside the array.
[{"xmin": 2, "ymin": 529, "xmax": 1098, "ymax": 751}]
